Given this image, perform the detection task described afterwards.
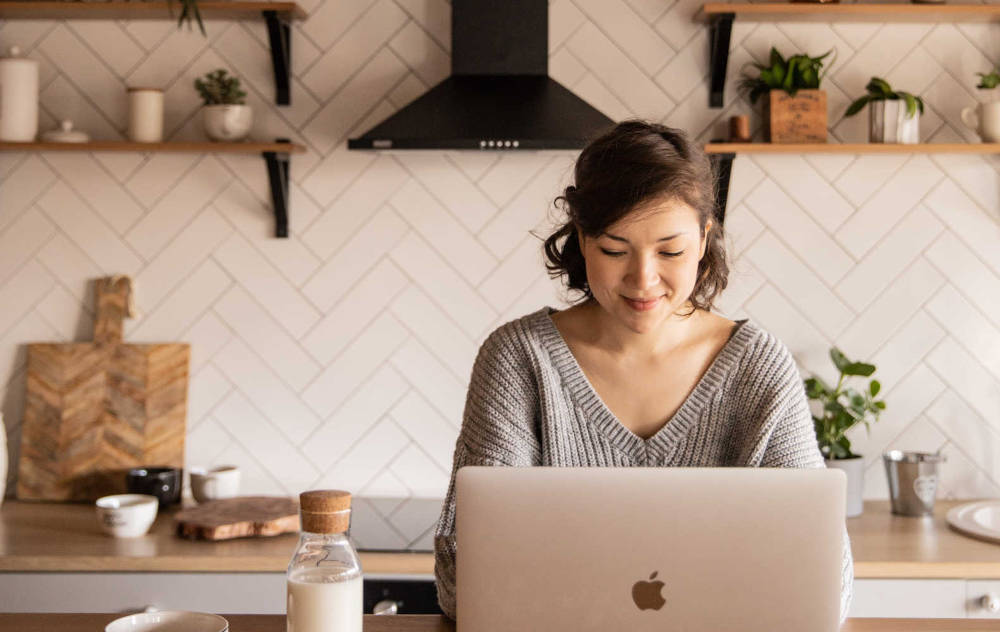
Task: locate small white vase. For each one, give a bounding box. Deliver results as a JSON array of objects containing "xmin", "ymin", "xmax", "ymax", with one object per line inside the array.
[
  {"xmin": 202, "ymin": 104, "xmax": 253, "ymax": 142},
  {"xmin": 869, "ymin": 100, "xmax": 919, "ymax": 144},
  {"xmin": 825, "ymin": 455, "xmax": 865, "ymax": 518}
]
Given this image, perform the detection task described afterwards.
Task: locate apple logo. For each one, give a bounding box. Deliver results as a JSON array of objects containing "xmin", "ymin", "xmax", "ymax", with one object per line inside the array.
[{"xmin": 632, "ymin": 571, "xmax": 666, "ymax": 611}]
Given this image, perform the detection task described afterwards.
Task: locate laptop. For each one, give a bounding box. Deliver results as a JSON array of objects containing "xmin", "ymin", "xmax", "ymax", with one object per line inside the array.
[{"xmin": 456, "ymin": 466, "xmax": 846, "ymax": 631}]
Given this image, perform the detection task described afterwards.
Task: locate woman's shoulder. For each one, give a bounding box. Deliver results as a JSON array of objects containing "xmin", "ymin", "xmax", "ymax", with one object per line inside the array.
[
  {"xmin": 726, "ymin": 317, "xmax": 802, "ymax": 387},
  {"xmin": 475, "ymin": 306, "xmax": 556, "ymax": 360}
]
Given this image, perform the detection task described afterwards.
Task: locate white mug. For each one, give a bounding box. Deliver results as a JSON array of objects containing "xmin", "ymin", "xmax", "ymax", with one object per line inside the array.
[
  {"xmin": 189, "ymin": 465, "xmax": 241, "ymax": 503},
  {"xmin": 960, "ymin": 101, "xmax": 1000, "ymax": 142},
  {"xmin": 127, "ymin": 87, "xmax": 164, "ymax": 143}
]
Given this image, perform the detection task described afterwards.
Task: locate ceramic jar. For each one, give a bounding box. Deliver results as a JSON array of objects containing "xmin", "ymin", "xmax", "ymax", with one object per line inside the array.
[{"xmin": 202, "ymin": 104, "xmax": 252, "ymax": 141}]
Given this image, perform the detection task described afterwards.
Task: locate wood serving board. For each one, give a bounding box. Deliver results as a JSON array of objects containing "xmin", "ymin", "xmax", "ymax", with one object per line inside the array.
[
  {"xmin": 175, "ymin": 496, "xmax": 300, "ymax": 540},
  {"xmin": 17, "ymin": 277, "xmax": 189, "ymax": 502}
]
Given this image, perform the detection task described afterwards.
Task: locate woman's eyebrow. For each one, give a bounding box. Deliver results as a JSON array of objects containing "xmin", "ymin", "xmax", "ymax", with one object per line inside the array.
[{"xmin": 600, "ymin": 232, "xmax": 684, "ymax": 243}]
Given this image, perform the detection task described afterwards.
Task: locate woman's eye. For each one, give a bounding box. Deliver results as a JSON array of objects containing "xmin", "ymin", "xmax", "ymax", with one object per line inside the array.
[
  {"xmin": 661, "ymin": 251, "xmax": 684, "ymax": 257},
  {"xmin": 599, "ymin": 248, "xmax": 683, "ymax": 258}
]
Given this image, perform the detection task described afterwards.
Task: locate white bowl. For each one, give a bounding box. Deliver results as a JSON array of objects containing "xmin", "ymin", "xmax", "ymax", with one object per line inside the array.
[
  {"xmin": 189, "ymin": 465, "xmax": 241, "ymax": 504},
  {"xmin": 95, "ymin": 494, "xmax": 158, "ymax": 538},
  {"xmin": 105, "ymin": 611, "xmax": 228, "ymax": 632}
]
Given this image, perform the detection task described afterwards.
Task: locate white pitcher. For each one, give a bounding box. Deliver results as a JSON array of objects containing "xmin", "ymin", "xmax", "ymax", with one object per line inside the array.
[
  {"xmin": 961, "ymin": 101, "xmax": 1000, "ymax": 142},
  {"xmin": 0, "ymin": 46, "xmax": 39, "ymax": 142}
]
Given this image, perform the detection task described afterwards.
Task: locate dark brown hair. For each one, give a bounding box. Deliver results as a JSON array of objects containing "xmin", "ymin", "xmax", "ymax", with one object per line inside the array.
[{"xmin": 542, "ymin": 119, "xmax": 728, "ymax": 315}]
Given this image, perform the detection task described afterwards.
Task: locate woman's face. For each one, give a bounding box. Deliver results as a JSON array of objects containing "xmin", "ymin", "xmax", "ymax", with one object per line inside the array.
[{"xmin": 578, "ymin": 197, "xmax": 711, "ymax": 333}]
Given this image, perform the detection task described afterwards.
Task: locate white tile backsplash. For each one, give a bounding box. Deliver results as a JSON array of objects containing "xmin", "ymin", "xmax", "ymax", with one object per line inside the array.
[{"xmin": 1, "ymin": 3, "xmax": 999, "ymax": 504}]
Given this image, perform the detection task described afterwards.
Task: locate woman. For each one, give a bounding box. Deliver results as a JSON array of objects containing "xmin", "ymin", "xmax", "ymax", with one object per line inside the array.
[{"xmin": 433, "ymin": 120, "xmax": 853, "ymax": 622}]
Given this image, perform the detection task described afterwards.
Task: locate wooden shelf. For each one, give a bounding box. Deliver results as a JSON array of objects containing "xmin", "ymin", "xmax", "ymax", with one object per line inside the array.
[
  {"xmin": 702, "ymin": 2, "xmax": 1000, "ymax": 23},
  {"xmin": 705, "ymin": 142, "xmax": 1000, "ymax": 154},
  {"xmin": 0, "ymin": 139, "xmax": 303, "ymax": 237},
  {"xmin": 0, "ymin": 2, "xmax": 303, "ymax": 105},
  {"xmin": 0, "ymin": 140, "xmax": 306, "ymax": 153},
  {"xmin": 0, "ymin": 1, "xmax": 306, "ymax": 20}
]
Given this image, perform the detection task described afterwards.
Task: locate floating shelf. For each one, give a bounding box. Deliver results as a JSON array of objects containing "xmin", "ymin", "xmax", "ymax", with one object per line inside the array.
[
  {"xmin": 0, "ymin": 140, "xmax": 305, "ymax": 238},
  {"xmin": 0, "ymin": 2, "xmax": 304, "ymax": 105},
  {"xmin": 703, "ymin": 3, "xmax": 1000, "ymax": 107},
  {"xmin": 705, "ymin": 142, "xmax": 1000, "ymax": 154},
  {"xmin": 705, "ymin": 142, "xmax": 1000, "ymax": 223}
]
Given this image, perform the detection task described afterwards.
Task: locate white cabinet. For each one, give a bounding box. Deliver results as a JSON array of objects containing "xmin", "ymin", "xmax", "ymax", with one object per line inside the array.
[
  {"xmin": 967, "ymin": 580, "xmax": 1000, "ymax": 618},
  {"xmin": 849, "ymin": 579, "xmax": 982, "ymax": 619}
]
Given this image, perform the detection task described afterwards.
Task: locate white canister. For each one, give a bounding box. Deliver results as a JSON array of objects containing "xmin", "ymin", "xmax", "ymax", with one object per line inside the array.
[
  {"xmin": 869, "ymin": 99, "xmax": 920, "ymax": 144},
  {"xmin": 961, "ymin": 100, "xmax": 1000, "ymax": 143},
  {"xmin": 0, "ymin": 46, "xmax": 39, "ymax": 142},
  {"xmin": 127, "ymin": 87, "xmax": 164, "ymax": 143}
]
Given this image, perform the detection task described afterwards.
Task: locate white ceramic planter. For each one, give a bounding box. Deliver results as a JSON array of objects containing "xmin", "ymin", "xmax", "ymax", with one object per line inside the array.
[
  {"xmin": 825, "ymin": 455, "xmax": 865, "ymax": 518},
  {"xmin": 869, "ymin": 100, "xmax": 919, "ymax": 144},
  {"xmin": 202, "ymin": 104, "xmax": 252, "ymax": 142}
]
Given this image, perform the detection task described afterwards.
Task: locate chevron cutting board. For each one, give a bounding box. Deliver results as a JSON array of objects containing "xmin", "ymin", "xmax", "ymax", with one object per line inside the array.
[{"xmin": 17, "ymin": 277, "xmax": 189, "ymax": 502}]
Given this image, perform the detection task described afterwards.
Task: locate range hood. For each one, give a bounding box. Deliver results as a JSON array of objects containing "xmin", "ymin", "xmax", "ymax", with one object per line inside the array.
[{"xmin": 347, "ymin": 0, "xmax": 616, "ymax": 150}]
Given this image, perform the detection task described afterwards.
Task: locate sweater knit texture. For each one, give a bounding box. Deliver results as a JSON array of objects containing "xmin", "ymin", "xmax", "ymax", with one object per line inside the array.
[{"xmin": 434, "ymin": 306, "xmax": 854, "ymax": 622}]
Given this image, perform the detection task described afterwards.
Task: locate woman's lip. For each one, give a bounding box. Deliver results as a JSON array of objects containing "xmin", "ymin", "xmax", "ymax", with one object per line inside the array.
[{"xmin": 624, "ymin": 296, "xmax": 661, "ymax": 311}]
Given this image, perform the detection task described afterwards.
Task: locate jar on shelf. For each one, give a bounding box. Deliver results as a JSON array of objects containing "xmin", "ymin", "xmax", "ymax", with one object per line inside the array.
[{"xmin": 287, "ymin": 490, "xmax": 363, "ymax": 632}]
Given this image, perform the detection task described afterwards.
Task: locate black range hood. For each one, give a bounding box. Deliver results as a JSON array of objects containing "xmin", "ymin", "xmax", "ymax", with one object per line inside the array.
[{"xmin": 348, "ymin": 0, "xmax": 616, "ymax": 151}]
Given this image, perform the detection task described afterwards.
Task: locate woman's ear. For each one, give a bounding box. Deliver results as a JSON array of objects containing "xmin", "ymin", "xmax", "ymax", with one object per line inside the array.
[{"xmin": 699, "ymin": 219, "xmax": 713, "ymax": 260}]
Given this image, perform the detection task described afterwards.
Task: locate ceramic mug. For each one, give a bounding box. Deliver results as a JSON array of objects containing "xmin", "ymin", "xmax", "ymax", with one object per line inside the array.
[
  {"xmin": 189, "ymin": 465, "xmax": 241, "ymax": 503},
  {"xmin": 126, "ymin": 466, "xmax": 182, "ymax": 507},
  {"xmin": 95, "ymin": 494, "xmax": 158, "ymax": 538},
  {"xmin": 961, "ymin": 101, "xmax": 1000, "ymax": 142}
]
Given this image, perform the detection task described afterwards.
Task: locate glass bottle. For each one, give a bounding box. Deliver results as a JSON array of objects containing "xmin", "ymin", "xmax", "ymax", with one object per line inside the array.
[{"xmin": 287, "ymin": 490, "xmax": 363, "ymax": 632}]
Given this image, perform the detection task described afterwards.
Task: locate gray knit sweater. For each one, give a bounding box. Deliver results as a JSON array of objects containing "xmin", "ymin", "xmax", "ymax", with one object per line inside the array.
[{"xmin": 434, "ymin": 306, "xmax": 854, "ymax": 622}]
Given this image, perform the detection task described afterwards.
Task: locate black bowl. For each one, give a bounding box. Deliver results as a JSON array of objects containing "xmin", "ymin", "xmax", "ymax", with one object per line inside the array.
[{"xmin": 126, "ymin": 466, "xmax": 182, "ymax": 507}]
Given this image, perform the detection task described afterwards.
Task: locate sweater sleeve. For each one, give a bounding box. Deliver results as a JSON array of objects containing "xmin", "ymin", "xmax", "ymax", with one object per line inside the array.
[
  {"xmin": 433, "ymin": 324, "xmax": 541, "ymax": 620},
  {"xmin": 752, "ymin": 336, "xmax": 855, "ymax": 625}
]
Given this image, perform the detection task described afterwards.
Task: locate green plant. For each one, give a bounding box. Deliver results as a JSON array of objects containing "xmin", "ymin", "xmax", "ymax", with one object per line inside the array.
[
  {"xmin": 976, "ymin": 69, "xmax": 1000, "ymax": 90},
  {"xmin": 739, "ymin": 47, "xmax": 835, "ymax": 105},
  {"xmin": 845, "ymin": 77, "xmax": 924, "ymax": 120},
  {"xmin": 805, "ymin": 348, "xmax": 887, "ymax": 460},
  {"xmin": 194, "ymin": 69, "xmax": 248, "ymax": 106},
  {"xmin": 169, "ymin": 0, "xmax": 205, "ymax": 37}
]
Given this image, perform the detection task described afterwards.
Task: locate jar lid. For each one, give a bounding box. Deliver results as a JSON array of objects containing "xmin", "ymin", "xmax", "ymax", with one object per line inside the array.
[
  {"xmin": 299, "ymin": 490, "xmax": 351, "ymax": 533},
  {"xmin": 41, "ymin": 120, "xmax": 90, "ymax": 143}
]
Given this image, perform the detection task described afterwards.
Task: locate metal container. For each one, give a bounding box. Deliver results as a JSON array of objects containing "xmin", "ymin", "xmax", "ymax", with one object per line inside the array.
[{"xmin": 883, "ymin": 450, "xmax": 945, "ymax": 516}]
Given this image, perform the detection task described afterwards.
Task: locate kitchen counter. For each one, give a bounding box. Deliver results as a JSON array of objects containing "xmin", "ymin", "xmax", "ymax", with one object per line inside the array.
[
  {"xmin": 0, "ymin": 500, "xmax": 432, "ymax": 574},
  {"xmin": 3, "ymin": 499, "xmax": 1000, "ymax": 577},
  {"xmin": 1, "ymin": 613, "xmax": 999, "ymax": 631}
]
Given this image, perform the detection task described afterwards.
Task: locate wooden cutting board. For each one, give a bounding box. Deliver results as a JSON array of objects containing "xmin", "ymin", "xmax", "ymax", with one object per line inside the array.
[
  {"xmin": 175, "ymin": 497, "xmax": 300, "ymax": 540},
  {"xmin": 17, "ymin": 276, "xmax": 189, "ymax": 502}
]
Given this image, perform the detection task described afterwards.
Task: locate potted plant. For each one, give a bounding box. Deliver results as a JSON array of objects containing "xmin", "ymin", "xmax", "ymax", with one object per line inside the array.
[
  {"xmin": 740, "ymin": 47, "xmax": 833, "ymax": 143},
  {"xmin": 844, "ymin": 77, "xmax": 924, "ymax": 144},
  {"xmin": 805, "ymin": 347, "xmax": 886, "ymax": 518},
  {"xmin": 194, "ymin": 69, "xmax": 252, "ymax": 142},
  {"xmin": 962, "ymin": 69, "xmax": 1000, "ymax": 142}
]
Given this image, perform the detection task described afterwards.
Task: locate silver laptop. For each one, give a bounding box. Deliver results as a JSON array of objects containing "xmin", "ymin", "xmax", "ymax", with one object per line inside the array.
[{"xmin": 456, "ymin": 466, "xmax": 845, "ymax": 632}]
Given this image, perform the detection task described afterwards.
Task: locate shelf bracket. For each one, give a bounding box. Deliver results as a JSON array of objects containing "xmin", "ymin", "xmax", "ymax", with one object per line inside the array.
[
  {"xmin": 710, "ymin": 152, "xmax": 735, "ymax": 224},
  {"xmin": 263, "ymin": 138, "xmax": 291, "ymax": 238},
  {"xmin": 263, "ymin": 10, "xmax": 291, "ymax": 105},
  {"xmin": 709, "ymin": 13, "xmax": 734, "ymax": 108}
]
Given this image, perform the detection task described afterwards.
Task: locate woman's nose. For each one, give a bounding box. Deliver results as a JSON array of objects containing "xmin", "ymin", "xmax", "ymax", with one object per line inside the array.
[{"xmin": 627, "ymin": 255, "xmax": 660, "ymax": 288}]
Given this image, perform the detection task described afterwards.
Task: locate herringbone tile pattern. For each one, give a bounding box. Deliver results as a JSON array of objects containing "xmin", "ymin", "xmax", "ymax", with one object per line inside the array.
[{"xmin": 1, "ymin": 0, "xmax": 999, "ymax": 504}]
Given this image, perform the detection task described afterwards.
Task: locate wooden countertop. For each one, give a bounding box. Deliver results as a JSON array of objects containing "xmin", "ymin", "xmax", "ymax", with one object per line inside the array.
[
  {"xmin": 1, "ymin": 613, "xmax": 999, "ymax": 631},
  {"xmin": 3, "ymin": 499, "xmax": 1000, "ymax": 578},
  {"xmin": 0, "ymin": 500, "xmax": 432, "ymax": 574}
]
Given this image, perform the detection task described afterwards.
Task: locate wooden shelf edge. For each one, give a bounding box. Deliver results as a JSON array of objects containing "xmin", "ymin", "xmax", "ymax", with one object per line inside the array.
[
  {"xmin": 0, "ymin": 141, "xmax": 306, "ymax": 154},
  {"xmin": 704, "ymin": 142, "xmax": 1000, "ymax": 154},
  {"xmin": 701, "ymin": 2, "xmax": 1000, "ymax": 22},
  {"xmin": 0, "ymin": 1, "xmax": 307, "ymax": 20}
]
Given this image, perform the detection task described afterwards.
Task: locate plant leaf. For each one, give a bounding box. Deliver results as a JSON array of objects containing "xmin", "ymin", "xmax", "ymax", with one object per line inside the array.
[
  {"xmin": 830, "ymin": 348, "xmax": 850, "ymax": 373},
  {"xmin": 867, "ymin": 77, "xmax": 892, "ymax": 97},
  {"xmin": 844, "ymin": 361, "xmax": 876, "ymax": 377},
  {"xmin": 869, "ymin": 380, "xmax": 881, "ymax": 397},
  {"xmin": 845, "ymin": 95, "xmax": 871, "ymax": 117}
]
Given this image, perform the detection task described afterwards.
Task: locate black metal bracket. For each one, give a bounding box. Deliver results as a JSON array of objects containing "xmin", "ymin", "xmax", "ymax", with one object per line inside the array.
[
  {"xmin": 709, "ymin": 13, "xmax": 734, "ymax": 108},
  {"xmin": 263, "ymin": 138, "xmax": 291, "ymax": 238},
  {"xmin": 710, "ymin": 152, "xmax": 735, "ymax": 224},
  {"xmin": 264, "ymin": 10, "xmax": 291, "ymax": 105}
]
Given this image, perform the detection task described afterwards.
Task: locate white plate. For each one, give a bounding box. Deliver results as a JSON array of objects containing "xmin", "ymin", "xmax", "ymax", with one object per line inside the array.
[
  {"xmin": 105, "ymin": 611, "xmax": 229, "ymax": 632},
  {"xmin": 946, "ymin": 500, "xmax": 1000, "ymax": 545}
]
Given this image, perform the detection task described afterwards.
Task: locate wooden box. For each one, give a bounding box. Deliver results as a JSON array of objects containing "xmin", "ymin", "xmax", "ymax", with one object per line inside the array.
[{"xmin": 765, "ymin": 89, "xmax": 827, "ymax": 143}]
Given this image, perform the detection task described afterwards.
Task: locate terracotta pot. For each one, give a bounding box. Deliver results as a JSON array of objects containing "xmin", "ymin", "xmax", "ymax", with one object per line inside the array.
[{"xmin": 764, "ymin": 89, "xmax": 827, "ymax": 143}]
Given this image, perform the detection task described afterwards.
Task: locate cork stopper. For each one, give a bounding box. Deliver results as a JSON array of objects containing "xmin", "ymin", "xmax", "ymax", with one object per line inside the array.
[{"xmin": 299, "ymin": 490, "xmax": 352, "ymax": 534}]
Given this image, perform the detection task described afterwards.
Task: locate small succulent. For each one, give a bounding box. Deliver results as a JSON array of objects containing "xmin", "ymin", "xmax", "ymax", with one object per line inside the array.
[
  {"xmin": 976, "ymin": 69, "xmax": 1000, "ymax": 90},
  {"xmin": 845, "ymin": 77, "xmax": 924, "ymax": 120},
  {"xmin": 194, "ymin": 69, "xmax": 248, "ymax": 106},
  {"xmin": 739, "ymin": 47, "xmax": 835, "ymax": 105}
]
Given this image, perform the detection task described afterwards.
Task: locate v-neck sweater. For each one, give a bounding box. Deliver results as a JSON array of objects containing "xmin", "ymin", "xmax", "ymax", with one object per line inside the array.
[{"xmin": 434, "ymin": 306, "xmax": 853, "ymax": 622}]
